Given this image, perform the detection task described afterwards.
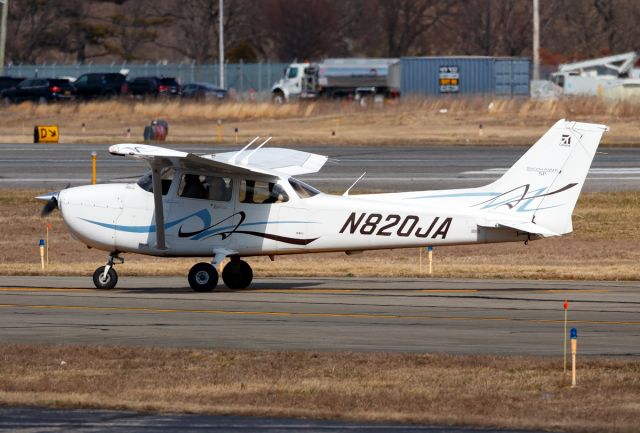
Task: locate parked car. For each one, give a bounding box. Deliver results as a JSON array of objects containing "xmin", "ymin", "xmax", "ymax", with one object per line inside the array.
[
  {"xmin": 73, "ymin": 72, "xmax": 127, "ymax": 99},
  {"xmin": 181, "ymin": 82, "xmax": 227, "ymax": 100},
  {"xmin": 1, "ymin": 78, "xmax": 75, "ymax": 103},
  {"xmin": 125, "ymin": 76, "xmax": 160, "ymax": 98},
  {"xmin": 158, "ymin": 77, "xmax": 182, "ymax": 96},
  {"xmin": 0, "ymin": 76, "xmax": 25, "ymax": 93}
]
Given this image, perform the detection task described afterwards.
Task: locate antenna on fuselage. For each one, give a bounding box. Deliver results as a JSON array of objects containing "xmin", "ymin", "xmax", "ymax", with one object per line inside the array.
[
  {"xmin": 241, "ymin": 137, "xmax": 272, "ymax": 165},
  {"xmin": 229, "ymin": 136, "xmax": 260, "ymax": 164},
  {"xmin": 343, "ymin": 172, "xmax": 366, "ymax": 196}
]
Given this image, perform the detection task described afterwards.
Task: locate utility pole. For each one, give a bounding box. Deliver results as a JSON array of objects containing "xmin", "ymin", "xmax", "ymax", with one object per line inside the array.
[
  {"xmin": 533, "ymin": 0, "xmax": 540, "ymax": 80},
  {"xmin": 219, "ymin": 0, "xmax": 224, "ymax": 89},
  {"xmin": 0, "ymin": 0, "xmax": 8, "ymax": 76}
]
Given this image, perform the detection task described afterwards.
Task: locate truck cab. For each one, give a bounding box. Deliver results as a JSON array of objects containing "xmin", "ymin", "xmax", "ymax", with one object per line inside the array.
[{"xmin": 271, "ymin": 62, "xmax": 309, "ymax": 103}]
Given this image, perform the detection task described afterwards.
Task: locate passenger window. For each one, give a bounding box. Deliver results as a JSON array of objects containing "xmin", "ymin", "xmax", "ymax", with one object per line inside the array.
[
  {"xmin": 289, "ymin": 178, "xmax": 321, "ymax": 198},
  {"xmin": 209, "ymin": 176, "xmax": 233, "ymax": 201},
  {"xmin": 240, "ymin": 180, "xmax": 289, "ymax": 204},
  {"xmin": 287, "ymin": 67, "xmax": 298, "ymax": 79}
]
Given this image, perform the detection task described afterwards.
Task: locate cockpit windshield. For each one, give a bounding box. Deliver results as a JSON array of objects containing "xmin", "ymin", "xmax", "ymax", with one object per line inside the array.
[
  {"xmin": 288, "ymin": 178, "xmax": 321, "ymax": 198},
  {"xmin": 136, "ymin": 167, "xmax": 175, "ymax": 195}
]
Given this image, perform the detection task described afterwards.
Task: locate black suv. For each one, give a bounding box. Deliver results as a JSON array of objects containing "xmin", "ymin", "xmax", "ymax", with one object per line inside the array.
[
  {"xmin": 1, "ymin": 78, "xmax": 75, "ymax": 103},
  {"xmin": 125, "ymin": 76, "xmax": 181, "ymax": 98},
  {"xmin": 126, "ymin": 76, "xmax": 160, "ymax": 98},
  {"xmin": 73, "ymin": 72, "xmax": 127, "ymax": 99},
  {"xmin": 158, "ymin": 77, "xmax": 181, "ymax": 96},
  {"xmin": 0, "ymin": 76, "xmax": 25, "ymax": 93}
]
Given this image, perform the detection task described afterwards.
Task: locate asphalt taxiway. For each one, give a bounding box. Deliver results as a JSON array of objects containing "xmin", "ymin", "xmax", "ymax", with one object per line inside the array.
[
  {"xmin": 0, "ymin": 143, "xmax": 638, "ymax": 192},
  {"xmin": 0, "ymin": 407, "xmax": 558, "ymax": 433},
  {"xmin": 0, "ymin": 276, "xmax": 638, "ymax": 356}
]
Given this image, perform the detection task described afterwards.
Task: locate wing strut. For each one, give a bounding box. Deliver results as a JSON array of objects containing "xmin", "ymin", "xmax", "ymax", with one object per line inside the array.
[{"xmin": 151, "ymin": 165, "xmax": 167, "ymax": 250}]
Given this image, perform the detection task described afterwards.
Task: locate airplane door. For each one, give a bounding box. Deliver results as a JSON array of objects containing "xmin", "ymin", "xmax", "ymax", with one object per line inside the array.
[{"xmin": 164, "ymin": 173, "xmax": 236, "ymax": 256}]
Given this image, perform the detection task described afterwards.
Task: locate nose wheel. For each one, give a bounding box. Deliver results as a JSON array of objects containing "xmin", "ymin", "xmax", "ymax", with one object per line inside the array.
[
  {"xmin": 92, "ymin": 253, "xmax": 123, "ymax": 290},
  {"xmin": 222, "ymin": 258, "xmax": 253, "ymax": 290},
  {"xmin": 188, "ymin": 262, "xmax": 219, "ymax": 292}
]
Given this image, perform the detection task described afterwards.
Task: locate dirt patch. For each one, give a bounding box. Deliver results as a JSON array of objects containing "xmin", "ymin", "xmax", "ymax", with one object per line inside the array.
[{"xmin": 0, "ymin": 345, "xmax": 638, "ymax": 432}]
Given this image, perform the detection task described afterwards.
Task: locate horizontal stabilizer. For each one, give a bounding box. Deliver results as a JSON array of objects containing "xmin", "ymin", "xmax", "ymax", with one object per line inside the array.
[{"xmin": 478, "ymin": 219, "xmax": 560, "ymax": 238}]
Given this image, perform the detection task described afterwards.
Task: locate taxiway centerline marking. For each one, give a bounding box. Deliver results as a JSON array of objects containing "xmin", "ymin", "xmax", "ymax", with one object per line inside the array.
[{"xmin": 0, "ymin": 303, "xmax": 638, "ymax": 326}]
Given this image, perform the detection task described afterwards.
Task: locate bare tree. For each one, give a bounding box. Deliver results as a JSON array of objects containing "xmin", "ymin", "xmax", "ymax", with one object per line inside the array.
[
  {"xmin": 107, "ymin": 0, "xmax": 168, "ymax": 61},
  {"xmin": 6, "ymin": 0, "xmax": 70, "ymax": 63},
  {"xmin": 376, "ymin": 0, "xmax": 449, "ymax": 57},
  {"xmin": 155, "ymin": 0, "xmax": 243, "ymax": 63},
  {"xmin": 261, "ymin": 0, "xmax": 345, "ymax": 60}
]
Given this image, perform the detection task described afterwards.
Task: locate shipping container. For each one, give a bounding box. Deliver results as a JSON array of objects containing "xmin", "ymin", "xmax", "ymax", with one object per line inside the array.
[{"xmin": 400, "ymin": 56, "xmax": 530, "ymax": 97}]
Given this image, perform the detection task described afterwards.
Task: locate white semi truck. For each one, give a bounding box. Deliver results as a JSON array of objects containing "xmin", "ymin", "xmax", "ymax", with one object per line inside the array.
[{"xmin": 271, "ymin": 58, "xmax": 400, "ymax": 104}]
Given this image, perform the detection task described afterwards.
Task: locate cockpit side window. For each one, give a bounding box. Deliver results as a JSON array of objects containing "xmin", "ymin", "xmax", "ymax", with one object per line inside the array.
[
  {"xmin": 136, "ymin": 167, "xmax": 175, "ymax": 195},
  {"xmin": 240, "ymin": 180, "xmax": 289, "ymax": 204},
  {"xmin": 179, "ymin": 174, "xmax": 209, "ymax": 199},
  {"xmin": 178, "ymin": 174, "xmax": 233, "ymax": 201},
  {"xmin": 289, "ymin": 178, "xmax": 321, "ymax": 198}
]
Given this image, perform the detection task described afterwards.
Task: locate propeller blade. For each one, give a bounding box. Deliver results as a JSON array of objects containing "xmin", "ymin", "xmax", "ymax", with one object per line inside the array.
[
  {"xmin": 41, "ymin": 197, "xmax": 58, "ymax": 217},
  {"xmin": 35, "ymin": 190, "xmax": 63, "ymax": 218}
]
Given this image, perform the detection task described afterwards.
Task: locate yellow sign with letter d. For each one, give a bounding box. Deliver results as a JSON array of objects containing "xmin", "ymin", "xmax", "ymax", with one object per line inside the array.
[{"xmin": 34, "ymin": 125, "xmax": 59, "ymax": 143}]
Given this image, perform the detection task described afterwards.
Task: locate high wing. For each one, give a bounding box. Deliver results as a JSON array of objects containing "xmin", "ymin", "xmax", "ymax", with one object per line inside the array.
[
  {"xmin": 108, "ymin": 142, "xmax": 328, "ymax": 250},
  {"xmin": 108, "ymin": 142, "xmax": 328, "ymax": 177}
]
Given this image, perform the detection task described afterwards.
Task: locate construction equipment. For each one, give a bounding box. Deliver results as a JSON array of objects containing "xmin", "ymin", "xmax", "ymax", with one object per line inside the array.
[{"xmin": 551, "ymin": 51, "xmax": 640, "ymax": 96}]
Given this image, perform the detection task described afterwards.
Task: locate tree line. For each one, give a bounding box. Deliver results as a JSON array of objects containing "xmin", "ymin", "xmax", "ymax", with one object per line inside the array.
[{"xmin": 6, "ymin": 0, "xmax": 640, "ymax": 65}]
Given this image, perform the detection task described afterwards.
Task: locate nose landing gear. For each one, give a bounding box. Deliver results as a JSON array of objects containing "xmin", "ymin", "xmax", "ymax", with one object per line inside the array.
[
  {"xmin": 188, "ymin": 262, "xmax": 219, "ymax": 292},
  {"xmin": 93, "ymin": 253, "xmax": 123, "ymax": 290}
]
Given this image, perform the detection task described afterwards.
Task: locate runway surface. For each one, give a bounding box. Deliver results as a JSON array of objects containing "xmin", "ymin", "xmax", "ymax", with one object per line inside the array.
[
  {"xmin": 0, "ymin": 407, "xmax": 553, "ymax": 433},
  {"xmin": 0, "ymin": 276, "xmax": 638, "ymax": 356},
  {"xmin": 1, "ymin": 143, "xmax": 639, "ymax": 192}
]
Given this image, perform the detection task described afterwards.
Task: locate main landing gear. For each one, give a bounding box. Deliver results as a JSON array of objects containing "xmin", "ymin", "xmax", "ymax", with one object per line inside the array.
[
  {"xmin": 187, "ymin": 256, "xmax": 253, "ymax": 292},
  {"xmin": 93, "ymin": 252, "xmax": 123, "ymax": 290},
  {"xmin": 90, "ymin": 252, "xmax": 254, "ymax": 292}
]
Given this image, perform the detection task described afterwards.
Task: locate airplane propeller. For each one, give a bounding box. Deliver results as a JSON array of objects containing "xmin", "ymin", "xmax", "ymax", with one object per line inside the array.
[
  {"xmin": 40, "ymin": 195, "xmax": 58, "ymax": 217},
  {"xmin": 36, "ymin": 183, "xmax": 70, "ymax": 217}
]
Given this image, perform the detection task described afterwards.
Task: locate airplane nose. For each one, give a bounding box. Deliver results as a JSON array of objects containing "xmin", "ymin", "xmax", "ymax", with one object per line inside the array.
[{"xmin": 57, "ymin": 184, "xmax": 127, "ymax": 251}]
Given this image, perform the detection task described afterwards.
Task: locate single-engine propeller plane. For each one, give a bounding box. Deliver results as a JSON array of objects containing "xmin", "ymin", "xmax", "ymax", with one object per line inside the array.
[{"xmin": 37, "ymin": 119, "xmax": 607, "ymax": 291}]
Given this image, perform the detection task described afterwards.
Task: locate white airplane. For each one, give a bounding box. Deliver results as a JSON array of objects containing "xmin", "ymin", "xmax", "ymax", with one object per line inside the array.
[{"xmin": 37, "ymin": 119, "xmax": 607, "ymax": 291}]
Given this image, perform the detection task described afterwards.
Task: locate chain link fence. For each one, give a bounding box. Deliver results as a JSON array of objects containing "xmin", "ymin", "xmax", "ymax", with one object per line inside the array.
[{"xmin": 4, "ymin": 62, "xmax": 288, "ymax": 99}]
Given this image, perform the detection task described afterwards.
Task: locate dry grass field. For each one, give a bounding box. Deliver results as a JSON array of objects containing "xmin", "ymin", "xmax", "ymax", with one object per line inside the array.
[
  {"xmin": 0, "ymin": 345, "xmax": 638, "ymax": 432},
  {"xmin": 1, "ymin": 97, "xmax": 640, "ymax": 146},
  {"xmin": 1, "ymin": 189, "xmax": 638, "ymax": 280}
]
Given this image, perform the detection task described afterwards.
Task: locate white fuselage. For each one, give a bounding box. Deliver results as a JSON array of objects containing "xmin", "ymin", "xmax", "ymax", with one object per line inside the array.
[{"xmin": 58, "ymin": 175, "xmax": 526, "ymax": 259}]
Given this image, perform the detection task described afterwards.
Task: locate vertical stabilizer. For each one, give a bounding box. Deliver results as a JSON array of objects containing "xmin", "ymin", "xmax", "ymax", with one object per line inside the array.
[{"xmin": 478, "ymin": 120, "xmax": 608, "ymax": 234}]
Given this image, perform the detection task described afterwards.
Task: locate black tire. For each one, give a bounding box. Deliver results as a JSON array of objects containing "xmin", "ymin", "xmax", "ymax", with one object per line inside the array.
[
  {"xmin": 188, "ymin": 262, "xmax": 219, "ymax": 292},
  {"xmin": 93, "ymin": 266, "xmax": 118, "ymax": 290},
  {"xmin": 272, "ymin": 91, "xmax": 285, "ymax": 104},
  {"xmin": 222, "ymin": 259, "xmax": 253, "ymax": 290}
]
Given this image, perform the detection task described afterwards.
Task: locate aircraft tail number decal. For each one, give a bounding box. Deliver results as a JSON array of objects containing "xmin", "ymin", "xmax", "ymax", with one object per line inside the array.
[{"xmin": 339, "ymin": 212, "xmax": 452, "ymax": 239}]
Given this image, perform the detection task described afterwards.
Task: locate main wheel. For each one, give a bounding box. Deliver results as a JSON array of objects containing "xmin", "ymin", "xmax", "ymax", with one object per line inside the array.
[
  {"xmin": 93, "ymin": 266, "xmax": 118, "ymax": 290},
  {"xmin": 222, "ymin": 259, "xmax": 253, "ymax": 290},
  {"xmin": 188, "ymin": 262, "xmax": 219, "ymax": 292}
]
